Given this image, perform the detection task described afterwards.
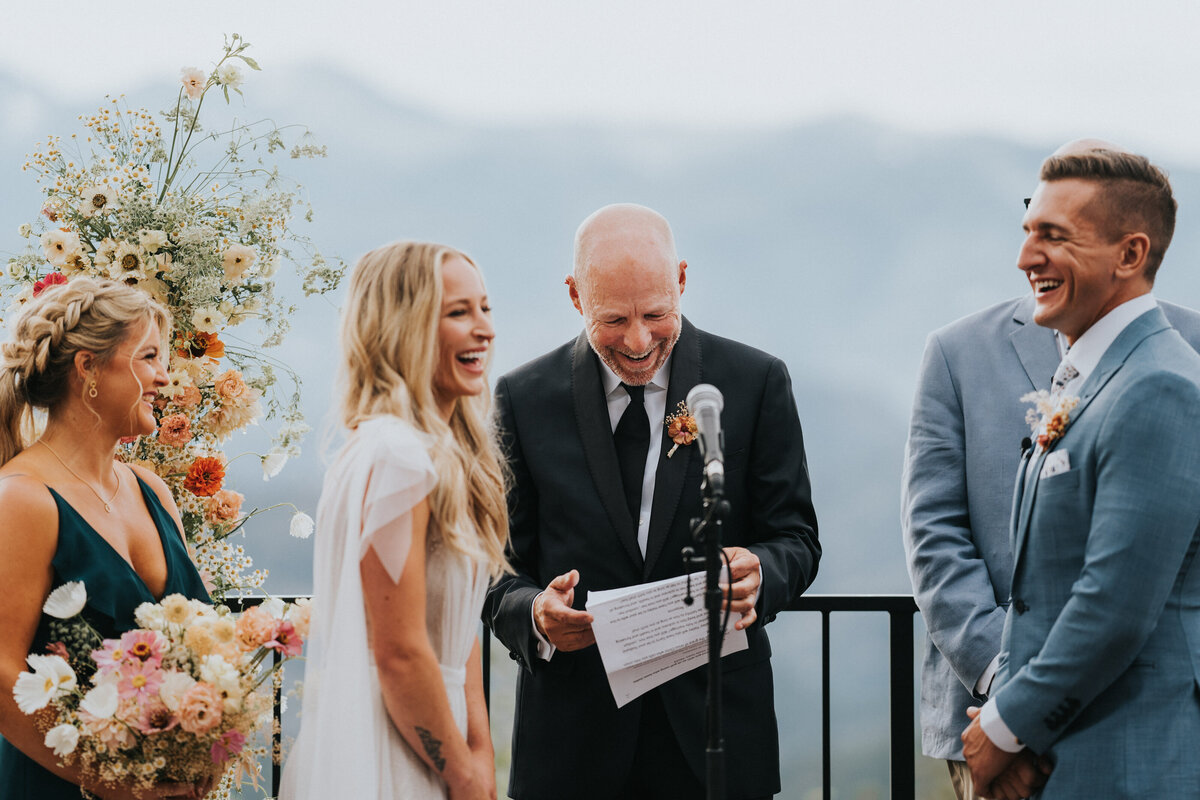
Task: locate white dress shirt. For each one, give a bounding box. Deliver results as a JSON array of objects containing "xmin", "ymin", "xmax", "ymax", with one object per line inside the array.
[
  {"xmin": 980, "ymin": 292, "xmax": 1158, "ymax": 752},
  {"xmin": 531, "ymin": 357, "xmax": 673, "ymax": 660}
]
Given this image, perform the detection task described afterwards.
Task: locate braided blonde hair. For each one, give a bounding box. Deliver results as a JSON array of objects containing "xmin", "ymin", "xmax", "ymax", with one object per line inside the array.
[
  {"xmin": 0, "ymin": 277, "xmax": 169, "ymax": 465},
  {"xmin": 339, "ymin": 242, "xmax": 510, "ymax": 578}
]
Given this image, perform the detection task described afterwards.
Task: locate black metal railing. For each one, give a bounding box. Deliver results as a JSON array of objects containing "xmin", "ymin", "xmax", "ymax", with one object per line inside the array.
[
  {"xmin": 787, "ymin": 594, "xmax": 920, "ymax": 800},
  {"xmin": 258, "ymin": 593, "xmax": 919, "ymax": 799}
]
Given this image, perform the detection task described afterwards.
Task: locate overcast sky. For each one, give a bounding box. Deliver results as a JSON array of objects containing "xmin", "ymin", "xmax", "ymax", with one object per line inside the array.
[{"xmin": 5, "ymin": 1, "xmax": 1200, "ymax": 165}]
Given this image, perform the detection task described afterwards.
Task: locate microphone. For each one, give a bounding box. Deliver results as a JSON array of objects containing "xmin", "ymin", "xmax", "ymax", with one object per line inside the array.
[{"xmin": 686, "ymin": 383, "xmax": 725, "ymax": 494}]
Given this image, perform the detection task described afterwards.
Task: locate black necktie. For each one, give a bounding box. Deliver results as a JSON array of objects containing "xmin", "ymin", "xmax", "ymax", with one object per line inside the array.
[{"xmin": 614, "ymin": 383, "xmax": 650, "ymax": 522}]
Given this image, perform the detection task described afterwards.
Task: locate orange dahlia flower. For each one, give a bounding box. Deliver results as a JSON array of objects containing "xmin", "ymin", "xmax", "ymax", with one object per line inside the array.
[{"xmin": 183, "ymin": 456, "xmax": 225, "ymax": 497}]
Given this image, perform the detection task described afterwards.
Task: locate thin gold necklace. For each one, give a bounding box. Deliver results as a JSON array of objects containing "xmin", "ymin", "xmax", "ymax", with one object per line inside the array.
[{"xmin": 38, "ymin": 439, "xmax": 121, "ymax": 513}]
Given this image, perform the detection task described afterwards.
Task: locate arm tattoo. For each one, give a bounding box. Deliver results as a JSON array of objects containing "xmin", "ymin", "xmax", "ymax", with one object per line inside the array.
[{"xmin": 415, "ymin": 726, "xmax": 447, "ymax": 772}]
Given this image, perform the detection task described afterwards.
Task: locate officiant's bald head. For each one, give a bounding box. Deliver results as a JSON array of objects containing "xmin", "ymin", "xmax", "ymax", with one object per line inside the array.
[{"xmin": 566, "ymin": 203, "xmax": 688, "ymax": 386}]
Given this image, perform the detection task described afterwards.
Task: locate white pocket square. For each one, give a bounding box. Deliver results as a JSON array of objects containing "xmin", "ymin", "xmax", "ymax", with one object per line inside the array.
[{"xmin": 1040, "ymin": 450, "xmax": 1070, "ymax": 479}]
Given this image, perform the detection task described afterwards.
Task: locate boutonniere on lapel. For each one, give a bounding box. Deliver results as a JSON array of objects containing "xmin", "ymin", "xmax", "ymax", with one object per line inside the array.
[
  {"xmin": 664, "ymin": 401, "xmax": 698, "ymax": 458},
  {"xmin": 1020, "ymin": 390, "xmax": 1081, "ymax": 450}
]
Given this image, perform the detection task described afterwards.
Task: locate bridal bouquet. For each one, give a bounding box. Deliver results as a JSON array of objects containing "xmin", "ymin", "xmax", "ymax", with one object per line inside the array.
[
  {"xmin": 1, "ymin": 34, "xmax": 342, "ymax": 599},
  {"xmin": 13, "ymin": 582, "xmax": 309, "ymax": 798}
]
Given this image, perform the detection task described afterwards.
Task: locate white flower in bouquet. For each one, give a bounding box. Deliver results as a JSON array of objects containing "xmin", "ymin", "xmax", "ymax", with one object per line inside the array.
[
  {"xmin": 138, "ymin": 229, "xmax": 170, "ymax": 253},
  {"xmin": 221, "ymin": 244, "xmax": 255, "ymax": 283},
  {"xmin": 180, "ymin": 66, "xmax": 207, "ymax": 100},
  {"xmin": 216, "ymin": 62, "xmax": 243, "ymax": 88},
  {"xmin": 259, "ymin": 597, "xmax": 285, "ymax": 619},
  {"xmin": 43, "ymin": 581, "xmax": 87, "ymax": 619},
  {"xmin": 79, "ymin": 681, "xmax": 119, "ymax": 719},
  {"xmin": 261, "ymin": 449, "xmax": 287, "ymax": 480},
  {"xmin": 44, "ymin": 723, "xmax": 80, "ymax": 757},
  {"xmin": 158, "ymin": 670, "xmax": 198, "ymax": 712},
  {"xmin": 108, "ymin": 242, "xmax": 150, "ymax": 284},
  {"xmin": 13, "ymin": 654, "xmax": 77, "ymax": 713},
  {"xmin": 289, "ymin": 512, "xmax": 314, "ymax": 539},
  {"xmin": 191, "ymin": 306, "xmax": 226, "ymax": 334},
  {"xmin": 17, "ymin": 223, "xmax": 31, "ymax": 238},
  {"xmin": 133, "ymin": 601, "xmax": 168, "ymax": 632},
  {"xmin": 77, "ymin": 184, "xmax": 117, "ymax": 218},
  {"xmin": 40, "ymin": 229, "xmax": 83, "ymax": 267}
]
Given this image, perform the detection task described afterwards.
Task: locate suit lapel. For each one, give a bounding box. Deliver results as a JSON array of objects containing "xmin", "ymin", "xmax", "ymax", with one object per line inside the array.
[
  {"xmin": 643, "ymin": 319, "xmax": 700, "ymax": 577},
  {"xmin": 1009, "ymin": 295, "xmax": 1059, "ymax": 393},
  {"xmin": 571, "ymin": 333, "xmax": 643, "ymax": 570},
  {"xmin": 1011, "ymin": 307, "xmax": 1172, "ymax": 569}
]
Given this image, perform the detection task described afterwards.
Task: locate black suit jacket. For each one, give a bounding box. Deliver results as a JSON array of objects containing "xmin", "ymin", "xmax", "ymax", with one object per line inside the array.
[{"xmin": 483, "ymin": 318, "xmax": 820, "ymax": 799}]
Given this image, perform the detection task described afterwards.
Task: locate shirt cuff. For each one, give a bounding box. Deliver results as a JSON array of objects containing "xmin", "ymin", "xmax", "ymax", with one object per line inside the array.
[
  {"xmin": 530, "ymin": 591, "xmax": 556, "ymax": 661},
  {"xmin": 980, "ymin": 698, "xmax": 1023, "ymax": 753},
  {"xmin": 975, "ymin": 654, "xmax": 1001, "ymax": 697}
]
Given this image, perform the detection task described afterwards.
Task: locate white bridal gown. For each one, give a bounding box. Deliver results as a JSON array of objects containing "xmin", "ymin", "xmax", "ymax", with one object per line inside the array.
[{"xmin": 280, "ymin": 416, "xmax": 488, "ymax": 799}]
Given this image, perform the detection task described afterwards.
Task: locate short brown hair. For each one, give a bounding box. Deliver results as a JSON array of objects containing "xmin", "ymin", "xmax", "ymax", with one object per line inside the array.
[{"xmin": 1040, "ymin": 149, "xmax": 1176, "ymax": 280}]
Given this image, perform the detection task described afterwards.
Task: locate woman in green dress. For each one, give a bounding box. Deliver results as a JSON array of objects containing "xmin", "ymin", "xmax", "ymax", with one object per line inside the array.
[{"xmin": 0, "ymin": 277, "xmax": 212, "ymax": 799}]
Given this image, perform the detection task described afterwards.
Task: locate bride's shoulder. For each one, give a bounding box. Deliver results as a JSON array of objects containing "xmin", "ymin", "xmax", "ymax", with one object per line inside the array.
[{"xmin": 346, "ymin": 416, "xmax": 435, "ymax": 468}]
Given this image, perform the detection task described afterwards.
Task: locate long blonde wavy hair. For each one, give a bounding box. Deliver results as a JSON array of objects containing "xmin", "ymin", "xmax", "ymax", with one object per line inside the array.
[
  {"xmin": 339, "ymin": 241, "xmax": 509, "ymax": 578},
  {"xmin": 0, "ymin": 277, "xmax": 169, "ymax": 467}
]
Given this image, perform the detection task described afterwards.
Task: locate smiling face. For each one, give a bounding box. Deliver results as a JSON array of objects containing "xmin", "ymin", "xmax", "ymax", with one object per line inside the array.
[
  {"xmin": 569, "ymin": 208, "xmax": 686, "ymax": 386},
  {"xmin": 433, "ymin": 255, "xmax": 494, "ymax": 418},
  {"xmin": 1018, "ymin": 178, "xmax": 1145, "ymax": 344},
  {"xmin": 91, "ymin": 316, "xmax": 168, "ymax": 437}
]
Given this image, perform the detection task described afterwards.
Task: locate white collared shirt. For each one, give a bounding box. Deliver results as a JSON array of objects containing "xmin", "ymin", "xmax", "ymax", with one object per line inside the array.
[
  {"xmin": 598, "ymin": 357, "xmax": 672, "ymax": 557},
  {"xmin": 980, "ymin": 292, "xmax": 1157, "ymax": 752}
]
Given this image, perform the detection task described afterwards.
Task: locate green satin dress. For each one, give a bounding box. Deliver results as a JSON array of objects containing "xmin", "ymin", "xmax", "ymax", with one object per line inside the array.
[{"xmin": 0, "ymin": 476, "xmax": 210, "ymax": 798}]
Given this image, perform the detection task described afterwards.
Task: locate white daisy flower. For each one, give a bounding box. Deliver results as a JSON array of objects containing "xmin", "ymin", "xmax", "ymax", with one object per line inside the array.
[
  {"xmin": 191, "ymin": 306, "xmax": 226, "ymax": 334},
  {"xmin": 44, "ymin": 724, "xmax": 79, "ymax": 757},
  {"xmin": 42, "ymin": 581, "xmax": 86, "ymax": 619},
  {"xmin": 13, "ymin": 655, "xmax": 76, "ymax": 713}
]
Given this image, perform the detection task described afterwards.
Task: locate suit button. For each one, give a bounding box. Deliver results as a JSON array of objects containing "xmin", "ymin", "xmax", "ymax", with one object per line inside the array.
[
  {"xmin": 1014, "ymin": 599, "xmax": 1029, "ymax": 614},
  {"xmin": 509, "ymin": 651, "xmax": 519, "ymax": 660}
]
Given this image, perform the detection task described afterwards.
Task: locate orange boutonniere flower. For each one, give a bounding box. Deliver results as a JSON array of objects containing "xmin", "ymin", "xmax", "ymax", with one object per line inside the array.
[
  {"xmin": 1021, "ymin": 390, "xmax": 1080, "ymax": 450},
  {"xmin": 175, "ymin": 331, "xmax": 225, "ymax": 360},
  {"xmin": 665, "ymin": 401, "xmax": 698, "ymax": 458},
  {"xmin": 183, "ymin": 456, "xmax": 226, "ymax": 497}
]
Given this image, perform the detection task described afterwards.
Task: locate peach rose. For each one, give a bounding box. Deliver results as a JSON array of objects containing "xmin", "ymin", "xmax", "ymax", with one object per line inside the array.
[
  {"xmin": 234, "ymin": 606, "xmax": 279, "ymax": 651},
  {"xmin": 175, "ymin": 384, "xmax": 202, "ymax": 409},
  {"xmin": 204, "ymin": 489, "xmax": 244, "ymax": 525},
  {"xmin": 177, "ymin": 681, "xmax": 223, "ymax": 734},
  {"xmin": 214, "ymin": 369, "xmax": 249, "ymax": 403},
  {"xmin": 157, "ymin": 413, "xmax": 192, "ymax": 448}
]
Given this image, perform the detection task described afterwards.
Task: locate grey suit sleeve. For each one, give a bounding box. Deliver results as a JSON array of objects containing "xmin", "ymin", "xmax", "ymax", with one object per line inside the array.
[
  {"xmin": 902, "ymin": 332, "xmax": 1007, "ymax": 695},
  {"xmin": 481, "ymin": 375, "xmax": 544, "ymax": 672}
]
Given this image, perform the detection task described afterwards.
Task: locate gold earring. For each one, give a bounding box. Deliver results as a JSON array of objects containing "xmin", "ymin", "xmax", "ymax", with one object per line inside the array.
[{"xmin": 88, "ymin": 379, "xmax": 98, "ymax": 399}]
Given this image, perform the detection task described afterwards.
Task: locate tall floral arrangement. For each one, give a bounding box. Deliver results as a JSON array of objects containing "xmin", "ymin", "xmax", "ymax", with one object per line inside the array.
[{"xmin": 2, "ymin": 35, "xmax": 341, "ymax": 599}]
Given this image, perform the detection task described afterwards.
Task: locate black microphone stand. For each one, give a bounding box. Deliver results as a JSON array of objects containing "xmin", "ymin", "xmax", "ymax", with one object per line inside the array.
[{"xmin": 683, "ymin": 471, "xmax": 730, "ymax": 800}]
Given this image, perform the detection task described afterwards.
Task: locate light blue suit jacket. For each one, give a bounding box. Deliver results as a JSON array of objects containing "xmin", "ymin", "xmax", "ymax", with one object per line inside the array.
[
  {"xmin": 994, "ymin": 306, "xmax": 1200, "ymax": 797},
  {"xmin": 902, "ymin": 296, "xmax": 1200, "ymax": 760}
]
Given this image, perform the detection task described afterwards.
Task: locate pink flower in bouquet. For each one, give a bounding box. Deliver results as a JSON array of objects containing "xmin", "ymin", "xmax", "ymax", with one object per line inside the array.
[
  {"xmin": 157, "ymin": 413, "xmax": 193, "ymax": 447},
  {"xmin": 135, "ymin": 697, "xmax": 180, "ymax": 734},
  {"xmin": 118, "ymin": 660, "xmax": 165, "ymax": 703},
  {"xmin": 211, "ymin": 729, "xmax": 245, "ymax": 764},
  {"xmin": 287, "ymin": 599, "xmax": 312, "ymax": 640},
  {"xmin": 120, "ymin": 629, "xmax": 167, "ymax": 668},
  {"xmin": 234, "ymin": 606, "xmax": 279, "ymax": 651},
  {"xmin": 265, "ymin": 620, "xmax": 303, "ymax": 657},
  {"xmin": 178, "ymin": 682, "xmax": 223, "ymax": 734},
  {"xmin": 92, "ymin": 638, "xmax": 131, "ymax": 679},
  {"xmin": 204, "ymin": 489, "xmax": 244, "ymax": 525},
  {"xmin": 78, "ymin": 709, "xmax": 135, "ymax": 749}
]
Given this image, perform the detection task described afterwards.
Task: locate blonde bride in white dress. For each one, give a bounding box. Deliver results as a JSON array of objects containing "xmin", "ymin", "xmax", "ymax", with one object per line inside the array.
[{"xmin": 280, "ymin": 242, "xmax": 509, "ymax": 800}]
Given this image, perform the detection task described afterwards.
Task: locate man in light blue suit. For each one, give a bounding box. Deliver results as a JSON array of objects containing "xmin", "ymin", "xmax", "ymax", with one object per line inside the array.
[
  {"xmin": 903, "ymin": 140, "xmax": 1200, "ymax": 799},
  {"xmin": 960, "ymin": 148, "xmax": 1200, "ymax": 798}
]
